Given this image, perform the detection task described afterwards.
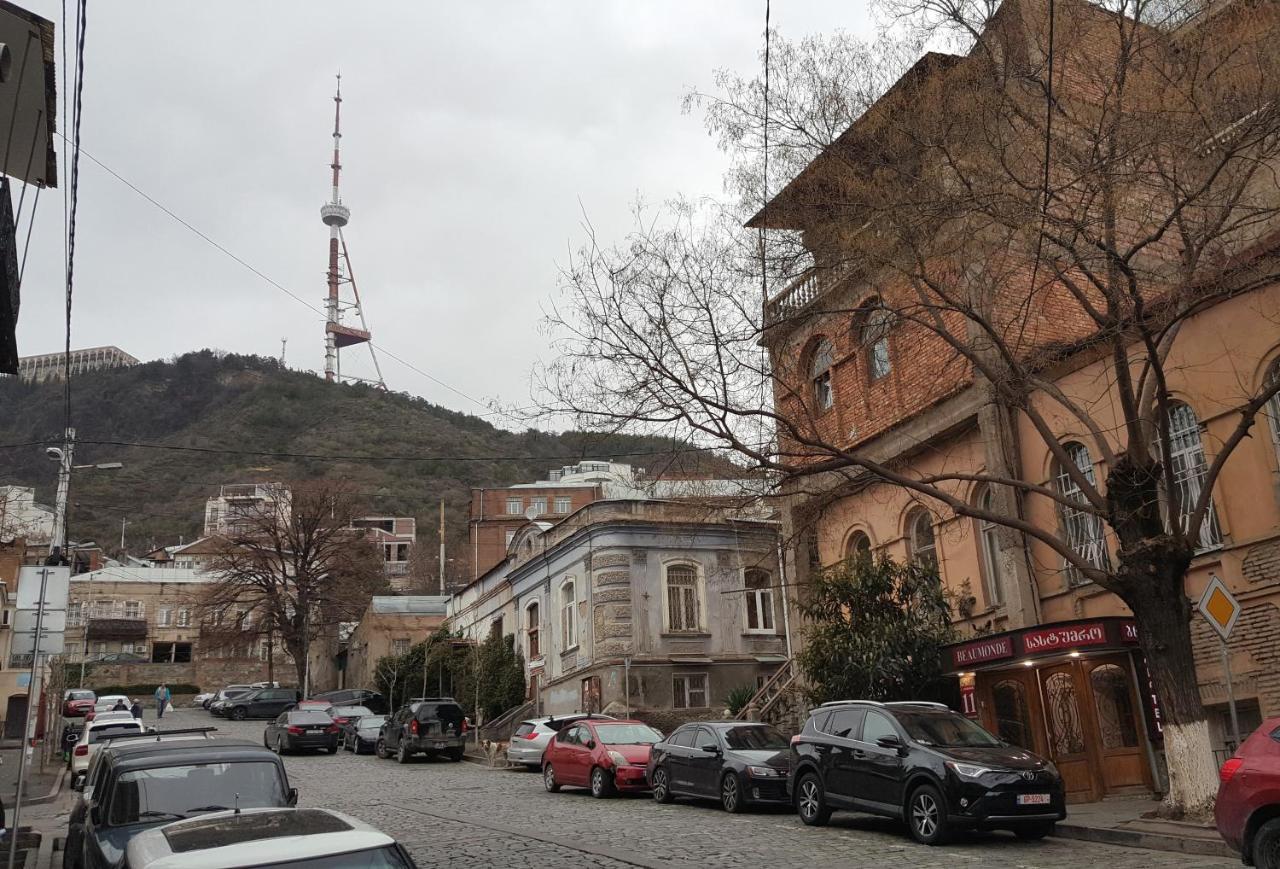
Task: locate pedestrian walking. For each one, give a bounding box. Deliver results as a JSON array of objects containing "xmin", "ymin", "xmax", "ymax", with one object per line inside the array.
[{"xmin": 154, "ymin": 683, "xmax": 171, "ymax": 719}]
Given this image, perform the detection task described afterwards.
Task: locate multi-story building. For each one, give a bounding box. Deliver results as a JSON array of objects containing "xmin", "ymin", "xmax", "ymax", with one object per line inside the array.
[
  {"xmin": 15, "ymin": 345, "xmax": 139, "ymax": 383},
  {"xmin": 450, "ymin": 500, "xmax": 785, "ymax": 718},
  {"xmin": 0, "ymin": 487, "xmax": 53, "ymax": 543},
  {"xmin": 341, "ymin": 596, "xmax": 449, "ymax": 695},
  {"xmin": 350, "ymin": 516, "xmax": 417, "ymax": 590},
  {"xmin": 753, "ymin": 0, "xmax": 1280, "ymax": 804},
  {"xmin": 203, "ymin": 483, "xmax": 288, "ymax": 537}
]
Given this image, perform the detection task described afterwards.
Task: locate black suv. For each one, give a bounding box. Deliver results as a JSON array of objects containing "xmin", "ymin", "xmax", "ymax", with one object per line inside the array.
[
  {"xmin": 789, "ymin": 700, "xmax": 1065, "ymax": 845},
  {"xmin": 64, "ymin": 729, "xmax": 297, "ymax": 869},
  {"xmin": 376, "ymin": 698, "xmax": 467, "ymax": 763},
  {"xmin": 225, "ymin": 687, "xmax": 300, "ymax": 721}
]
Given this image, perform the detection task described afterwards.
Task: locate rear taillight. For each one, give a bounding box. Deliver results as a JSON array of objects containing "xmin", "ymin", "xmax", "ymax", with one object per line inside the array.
[
  {"xmin": 524, "ymin": 732, "xmax": 539, "ymax": 740},
  {"xmin": 74, "ymin": 744, "xmax": 88, "ymax": 756},
  {"xmin": 461, "ymin": 719, "xmax": 469, "ymax": 734},
  {"xmin": 1220, "ymin": 757, "xmax": 1244, "ymax": 785},
  {"xmin": 790, "ymin": 735, "xmax": 802, "ymax": 745},
  {"xmin": 410, "ymin": 719, "xmax": 419, "ymax": 735},
  {"xmin": 326, "ymin": 725, "xmax": 339, "ymax": 734},
  {"xmin": 287, "ymin": 726, "xmax": 303, "ymax": 735}
]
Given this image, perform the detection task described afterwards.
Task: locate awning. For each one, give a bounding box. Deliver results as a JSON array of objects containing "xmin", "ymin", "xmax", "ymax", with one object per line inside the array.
[
  {"xmin": 670, "ymin": 657, "xmax": 713, "ymax": 665},
  {"xmin": 941, "ymin": 616, "xmax": 1139, "ymax": 674}
]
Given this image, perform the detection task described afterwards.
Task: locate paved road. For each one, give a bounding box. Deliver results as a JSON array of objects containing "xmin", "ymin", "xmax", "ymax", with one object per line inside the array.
[{"xmin": 179, "ymin": 709, "xmax": 1235, "ymax": 869}]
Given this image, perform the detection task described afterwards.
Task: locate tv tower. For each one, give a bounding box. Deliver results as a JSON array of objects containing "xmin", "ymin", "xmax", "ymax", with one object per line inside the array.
[{"xmin": 320, "ymin": 74, "xmax": 386, "ymax": 389}]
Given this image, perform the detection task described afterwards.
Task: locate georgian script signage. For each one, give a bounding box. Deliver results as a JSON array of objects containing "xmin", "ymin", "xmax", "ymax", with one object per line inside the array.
[
  {"xmin": 1121, "ymin": 621, "xmax": 1139, "ymax": 644},
  {"xmin": 1020, "ymin": 622, "xmax": 1107, "ymax": 654},
  {"xmin": 950, "ymin": 636, "xmax": 1014, "ymax": 668}
]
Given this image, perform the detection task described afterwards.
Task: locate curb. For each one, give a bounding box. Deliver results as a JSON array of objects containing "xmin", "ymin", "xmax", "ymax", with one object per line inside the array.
[
  {"xmin": 22, "ymin": 770, "xmax": 66, "ymax": 807},
  {"xmin": 1052, "ymin": 821, "xmax": 1234, "ymax": 859}
]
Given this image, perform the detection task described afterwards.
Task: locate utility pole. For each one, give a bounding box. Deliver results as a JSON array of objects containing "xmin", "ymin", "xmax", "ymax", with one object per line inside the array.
[
  {"xmin": 119, "ymin": 516, "xmax": 128, "ymax": 551},
  {"xmin": 438, "ymin": 499, "xmax": 446, "ymax": 595}
]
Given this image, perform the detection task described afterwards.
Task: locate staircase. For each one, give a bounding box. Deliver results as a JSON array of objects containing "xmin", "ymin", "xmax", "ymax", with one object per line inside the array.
[
  {"xmin": 479, "ymin": 700, "xmax": 534, "ymax": 744},
  {"xmin": 735, "ymin": 659, "xmax": 805, "ymax": 733}
]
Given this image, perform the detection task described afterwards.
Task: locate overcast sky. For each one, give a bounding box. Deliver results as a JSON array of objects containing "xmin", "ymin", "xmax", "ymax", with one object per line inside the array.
[{"xmin": 15, "ymin": 1, "xmax": 874, "ymax": 426}]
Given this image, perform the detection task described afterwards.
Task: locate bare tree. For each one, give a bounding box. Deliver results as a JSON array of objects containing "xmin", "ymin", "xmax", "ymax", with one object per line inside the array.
[
  {"xmin": 541, "ymin": 0, "xmax": 1280, "ymax": 816},
  {"xmin": 202, "ymin": 481, "xmax": 387, "ymax": 689}
]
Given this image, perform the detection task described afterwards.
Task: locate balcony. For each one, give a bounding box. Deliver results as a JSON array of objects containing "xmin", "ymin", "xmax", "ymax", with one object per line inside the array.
[
  {"xmin": 764, "ymin": 263, "xmax": 852, "ymax": 328},
  {"xmin": 86, "ymin": 618, "xmax": 149, "ymax": 640}
]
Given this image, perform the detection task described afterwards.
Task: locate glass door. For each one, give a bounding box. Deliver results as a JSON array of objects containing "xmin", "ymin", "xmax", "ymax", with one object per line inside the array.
[{"xmin": 1040, "ymin": 663, "xmax": 1098, "ymax": 802}]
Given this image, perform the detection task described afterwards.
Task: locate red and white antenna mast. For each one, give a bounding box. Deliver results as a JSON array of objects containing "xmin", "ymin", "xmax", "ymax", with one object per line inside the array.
[{"xmin": 320, "ymin": 73, "xmax": 386, "ymax": 389}]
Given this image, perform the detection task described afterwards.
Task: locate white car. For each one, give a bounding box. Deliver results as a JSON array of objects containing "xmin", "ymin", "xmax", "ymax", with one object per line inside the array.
[
  {"xmin": 506, "ymin": 714, "xmax": 615, "ymax": 768},
  {"xmin": 190, "ymin": 692, "xmax": 215, "ymax": 707},
  {"xmin": 86, "ymin": 695, "xmax": 132, "ymax": 720},
  {"xmin": 125, "ymin": 807, "xmax": 417, "ymax": 869},
  {"xmin": 70, "ymin": 716, "xmax": 146, "ymax": 784}
]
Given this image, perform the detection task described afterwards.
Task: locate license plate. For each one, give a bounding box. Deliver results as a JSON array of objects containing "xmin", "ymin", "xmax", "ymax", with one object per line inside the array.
[
  {"xmin": 1017, "ymin": 793, "xmax": 1051, "ymax": 805},
  {"xmin": 434, "ymin": 741, "xmax": 446, "ymax": 749}
]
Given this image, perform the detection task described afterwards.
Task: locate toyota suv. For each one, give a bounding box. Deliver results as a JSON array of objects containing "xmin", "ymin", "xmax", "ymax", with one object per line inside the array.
[
  {"xmin": 788, "ymin": 700, "xmax": 1065, "ymax": 845},
  {"xmin": 376, "ymin": 698, "xmax": 467, "ymax": 763}
]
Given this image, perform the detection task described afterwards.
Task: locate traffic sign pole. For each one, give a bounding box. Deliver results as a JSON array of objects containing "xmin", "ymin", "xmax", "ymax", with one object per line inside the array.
[
  {"xmin": 1221, "ymin": 638, "xmax": 1241, "ymax": 750},
  {"xmin": 1198, "ymin": 574, "xmax": 1243, "ymax": 753}
]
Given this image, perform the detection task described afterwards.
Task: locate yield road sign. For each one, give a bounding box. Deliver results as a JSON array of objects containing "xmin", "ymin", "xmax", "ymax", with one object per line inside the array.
[{"xmin": 1197, "ymin": 574, "xmax": 1240, "ymax": 641}]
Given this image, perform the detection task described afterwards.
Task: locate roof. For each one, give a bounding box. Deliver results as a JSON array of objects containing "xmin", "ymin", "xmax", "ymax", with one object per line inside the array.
[
  {"xmin": 106, "ymin": 737, "xmax": 272, "ymax": 769},
  {"xmin": 71, "ymin": 566, "xmax": 212, "ymax": 585},
  {"xmin": 369, "ymin": 595, "xmax": 448, "ymax": 615}
]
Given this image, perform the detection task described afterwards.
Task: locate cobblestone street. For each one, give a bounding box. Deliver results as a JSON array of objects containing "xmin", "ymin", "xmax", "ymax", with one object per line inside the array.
[{"xmin": 178, "ymin": 710, "xmax": 1240, "ymax": 869}]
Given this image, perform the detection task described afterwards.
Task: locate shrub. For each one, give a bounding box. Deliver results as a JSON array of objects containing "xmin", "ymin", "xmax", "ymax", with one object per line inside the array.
[{"xmin": 724, "ymin": 684, "xmax": 757, "ymax": 716}]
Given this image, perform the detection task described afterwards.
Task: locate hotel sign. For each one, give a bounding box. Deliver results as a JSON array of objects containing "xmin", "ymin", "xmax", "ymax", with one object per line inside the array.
[{"xmin": 950, "ymin": 636, "xmax": 1014, "ymax": 668}]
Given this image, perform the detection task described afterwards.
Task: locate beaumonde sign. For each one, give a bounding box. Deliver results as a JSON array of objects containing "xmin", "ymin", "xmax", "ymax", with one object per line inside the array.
[{"xmin": 946, "ymin": 617, "xmax": 1139, "ymax": 671}]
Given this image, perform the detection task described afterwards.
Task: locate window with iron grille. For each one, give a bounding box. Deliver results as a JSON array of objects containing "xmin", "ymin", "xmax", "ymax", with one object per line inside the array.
[
  {"xmin": 673, "ymin": 673, "xmax": 708, "ymax": 709},
  {"xmin": 1162, "ymin": 403, "xmax": 1222, "ymax": 552},
  {"xmin": 666, "ymin": 565, "xmax": 701, "ymax": 632},
  {"xmin": 1053, "ymin": 442, "xmax": 1112, "ymax": 584}
]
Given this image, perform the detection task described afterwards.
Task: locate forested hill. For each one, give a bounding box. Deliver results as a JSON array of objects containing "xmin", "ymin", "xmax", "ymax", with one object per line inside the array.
[{"xmin": 0, "ymin": 351, "xmax": 728, "ymax": 582}]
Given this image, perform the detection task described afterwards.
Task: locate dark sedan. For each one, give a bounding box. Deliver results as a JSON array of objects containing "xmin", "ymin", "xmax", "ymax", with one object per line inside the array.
[
  {"xmin": 647, "ymin": 721, "xmax": 790, "ymax": 812},
  {"xmin": 264, "ymin": 710, "xmax": 340, "ymax": 755},
  {"xmin": 341, "ymin": 714, "xmax": 388, "ymax": 754}
]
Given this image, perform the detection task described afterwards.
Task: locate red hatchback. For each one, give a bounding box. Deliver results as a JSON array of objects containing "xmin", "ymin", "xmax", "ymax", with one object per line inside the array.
[
  {"xmin": 1216, "ymin": 716, "xmax": 1280, "ymax": 868},
  {"xmin": 63, "ymin": 689, "xmax": 95, "ymax": 718},
  {"xmin": 543, "ymin": 719, "xmax": 664, "ymax": 798}
]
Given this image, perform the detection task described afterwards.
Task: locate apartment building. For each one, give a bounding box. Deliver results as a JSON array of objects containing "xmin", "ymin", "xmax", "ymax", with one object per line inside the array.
[
  {"xmin": 350, "ymin": 516, "xmax": 417, "ymax": 590},
  {"xmin": 0, "ymin": 487, "xmax": 53, "ymax": 543},
  {"xmin": 15, "ymin": 345, "xmax": 139, "ymax": 383},
  {"xmin": 341, "ymin": 596, "xmax": 449, "ymax": 693},
  {"xmin": 203, "ymin": 483, "xmax": 289, "ymax": 537}
]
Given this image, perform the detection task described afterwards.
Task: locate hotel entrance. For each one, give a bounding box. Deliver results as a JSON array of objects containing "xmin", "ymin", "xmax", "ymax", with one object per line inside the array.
[{"xmin": 946, "ymin": 618, "xmax": 1161, "ymax": 803}]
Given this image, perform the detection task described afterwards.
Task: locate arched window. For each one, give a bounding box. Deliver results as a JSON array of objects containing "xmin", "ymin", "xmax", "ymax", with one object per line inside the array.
[
  {"xmin": 810, "ymin": 339, "xmax": 834, "ymax": 411},
  {"xmin": 665, "ymin": 564, "xmax": 702, "ymax": 632},
  {"xmin": 1053, "ymin": 442, "xmax": 1111, "ymax": 584},
  {"xmin": 975, "ymin": 486, "xmax": 1005, "ymax": 606},
  {"xmin": 560, "ymin": 580, "xmax": 577, "ymax": 650},
  {"xmin": 907, "ymin": 509, "xmax": 938, "ymax": 573},
  {"xmin": 856, "ymin": 299, "xmax": 893, "ymax": 380},
  {"xmin": 844, "ymin": 530, "xmax": 872, "ymax": 562},
  {"xmin": 526, "ymin": 601, "xmax": 540, "ymax": 659},
  {"xmin": 1162, "ymin": 402, "xmax": 1222, "ymax": 551},
  {"xmin": 744, "ymin": 569, "xmax": 774, "ymax": 632},
  {"xmin": 1266, "ymin": 360, "xmax": 1280, "ymax": 463}
]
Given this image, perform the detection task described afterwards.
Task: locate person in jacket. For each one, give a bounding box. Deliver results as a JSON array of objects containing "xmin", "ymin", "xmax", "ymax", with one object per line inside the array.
[
  {"xmin": 129, "ymin": 701, "xmax": 143, "ymax": 719},
  {"xmin": 154, "ymin": 684, "xmax": 171, "ymax": 719},
  {"xmin": 112, "ymin": 698, "xmax": 128, "ymax": 712}
]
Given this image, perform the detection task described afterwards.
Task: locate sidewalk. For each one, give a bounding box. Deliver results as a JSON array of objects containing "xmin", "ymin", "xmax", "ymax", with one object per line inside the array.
[
  {"xmin": 0, "ymin": 746, "xmax": 70, "ymax": 869},
  {"xmin": 1054, "ymin": 796, "xmax": 1234, "ymax": 859}
]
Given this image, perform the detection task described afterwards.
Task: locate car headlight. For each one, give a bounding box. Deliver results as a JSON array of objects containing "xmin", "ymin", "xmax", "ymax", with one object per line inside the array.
[
  {"xmin": 747, "ymin": 765, "xmax": 782, "ymax": 778},
  {"xmin": 946, "ymin": 761, "xmax": 995, "ymax": 779},
  {"xmin": 607, "ymin": 750, "xmax": 628, "ymax": 767},
  {"xmin": 1042, "ymin": 760, "xmax": 1059, "ymax": 778}
]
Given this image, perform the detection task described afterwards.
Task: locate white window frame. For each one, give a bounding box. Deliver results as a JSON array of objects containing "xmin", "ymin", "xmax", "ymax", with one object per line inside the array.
[
  {"xmin": 530, "ymin": 496, "xmax": 548, "ymax": 515},
  {"xmin": 560, "ymin": 579, "xmax": 577, "ymax": 651},
  {"xmin": 176, "ymin": 608, "xmax": 191, "ymax": 628},
  {"xmin": 673, "ymin": 673, "xmax": 709, "ymax": 710},
  {"xmin": 663, "ymin": 563, "xmax": 704, "ymax": 633},
  {"xmin": 907, "ymin": 510, "xmax": 938, "ymax": 574},
  {"xmin": 554, "ymin": 497, "xmax": 572, "ymax": 514},
  {"xmin": 1162, "ymin": 403, "xmax": 1223, "ymax": 553},
  {"xmin": 505, "ymin": 497, "xmax": 523, "ymax": 515},
  {"xmin": 743, "ymin": 569, "xmax": 774, "ymax": 633},
  {"xmin": 157, "ymin": 607, "xmax": 172, "ymax": 627},
  {"xmin": 67, "ymin": 602, "xmax": 83, "ymax": 628},
  {"xmin": 1053, "ymin": 442, "xmax": 1112, "ymax": 584},
  {"xmin": 975, "ymin": 486, "xmax": 1005, "ymax": 607},
  {"xmin": 123, "ymin": 600, "xmax": 142, "ymax": 620},
  {"xmin": 391, "ymin": 638, "xmax": 410, "ymax": 655}
]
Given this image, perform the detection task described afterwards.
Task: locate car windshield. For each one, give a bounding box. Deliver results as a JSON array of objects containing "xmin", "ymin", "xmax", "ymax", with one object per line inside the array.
[
  {"xmin": 68, "ymin": 690, "xmax": 94, "ymax": 701},
  {"xmin": 245, "ymin": 845, "xmax": 412, "ymax": 868},
  {"xmin": 593, "ymin": 724, "xmax": 663, "ymax": 745},
  {"xmin": 721, "ymin": 725, "xmax": 788, "ymax": 751},
  {"xmin": 357, "ymin": 716, "xmax": 387, "ymax": 730},
  {"xmin": 108, "ymin": 762, "xmax": 286, "ymax": 825},
  {"xmin": 895, "ymin": 711, "xmax": 1002, "ymax": 747},
  {"xmin": 88, "ymin": 723, "xmax": 143, "ymax": 744}
]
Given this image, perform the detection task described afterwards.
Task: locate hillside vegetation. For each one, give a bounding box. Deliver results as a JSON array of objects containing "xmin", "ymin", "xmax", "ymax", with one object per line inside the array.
[{"xmin": 0, "ymin": 351, "xmax": 728, "ymax": 584}]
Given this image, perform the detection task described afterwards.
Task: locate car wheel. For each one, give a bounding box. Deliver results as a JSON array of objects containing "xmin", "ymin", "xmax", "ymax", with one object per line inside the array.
[
  {"xmin": 721, "ymin": 772, "xmax": 746, "ymax": 813},
  {"xmin": 396, "ymin": 741, "xmax": 411, "ymax": 764},
  {"xmin": 795, "ymin": 772, "xmax": 831, "ymax": 826},
  {"xmin": 651, "ymin": 767, "xmax": 674, "ymax": 804},
  {"xmin": 1253, "ymin": 818, "xmax": 1280, "ymax": 869},
  {"xmin": 275, "ymin": 737, "xmax": 287, "ymax": 756},
  {"xmin": 231, "ymin": 706, "xmax": 247, "ymax": 721},
  {"xmin": 375, "ymin": 738, "xmax": 389, "ymax": 759},
  {"xmin": 590, "ymin": 766, "xmax": 615, "ymax": 799},
  {"xmin": 1014, "ymin": 821, "xmax": 1055, "ymax": 841},
  {"xmin": 354, "ymin": 740, "xmax": 366, "ymax": 755},
  {"xmin": 908, "ymin": 784, "xmax": 951, "ymax": 845},
  {"xmin": 543, "ymin": 763, "xmax": 560, "ymax": 793},
  {"xmin": 327, "ymin": 743, "xmax": 338, "ymax": 755}
]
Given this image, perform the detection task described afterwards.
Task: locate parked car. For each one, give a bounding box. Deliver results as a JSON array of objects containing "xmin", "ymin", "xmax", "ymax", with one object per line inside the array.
[
  {"xmin": 789, "ymin": 700, "xmax": 1065, "ymax": 845},
  {"xmin": 648, "ymin": 721, "xmax": 790, "ymax": 812},
  {"xmin": 70, "ymin": 718, "xmax": 147, "ymax": 787},
  {"xmin": 507, "ymin": 714, "xmax": 615, "ymax": 769},
  {"xmin": 341, "ymin": 714, "xmax": 387, "ymax": 755},
  {"xmin": 224, "ymin": 687, "xmax": 300, "ymax": 721},
  {"xmin": 542, "ymin": 719, "xmax": 664, "ymax": 798},
  {"xmin": 190, "ymin": 692, "xmax": 215, "ymax": 707},
  {"xmin": 264, "ymin": 709, "xmax": 340, "ymax": 755},
  {"xmin": 64, "ymin": 731, "xmax": 297, "ymax": 869},
  {"xmin": 325, "ymin": 705, "xmax": 372, "ymax": 728},
  {"xmin": 125, "ymin": 807, "xmax": 417, "ymax": 869},
  {"xmin": 1216, "ymin": 715, "xmax": 1280, "ymax": 868},
  {"xmin": 64, "ymin": 689, "xmax": 96, "ymax": 718},
  {"xmin": 205, "ymin": 685, "xmax": 254, "ymax": 712},
  {"xmin": 311, "ymin": 687, "xmax": 388, "ymax": 715},
  {"xmin": 376, "ymin": 698, "xmax": 468, "ymax": 763}
]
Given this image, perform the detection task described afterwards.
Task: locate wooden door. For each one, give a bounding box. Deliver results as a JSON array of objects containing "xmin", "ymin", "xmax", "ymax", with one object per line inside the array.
[
  {"xmin": 1039, "ymin": 663, "xmax": 1098, "ymax": 802},
  {"xmin": 1082, "ymin": 658, "xmax": 1151, "ymax": 793},
  {"xmin": 980, "ymin": 671, "xmax": 1044, "ymax": 757}
]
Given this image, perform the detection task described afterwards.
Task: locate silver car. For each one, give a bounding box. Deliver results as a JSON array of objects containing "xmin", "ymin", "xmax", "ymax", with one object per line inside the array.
[{"xmin": 506, "ymin": 714, "xmax": 615, "ymax": 768}]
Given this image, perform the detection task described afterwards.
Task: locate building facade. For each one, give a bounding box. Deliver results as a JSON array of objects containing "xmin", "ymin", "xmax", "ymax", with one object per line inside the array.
[
  {"xmin": 341, "ymin": 596, "xmax": 449, "ymax": 694},
  {"xmin": 203, "ymin": 483, "xmax": 288, "ymax": 537},
  {"xmin": 0, "ymin": 487, "xmax": 53, "ymax": 543},
  {"xmin": 350, "ymin": 516, "xmax": 417, "ymax": 590},
  {"xmin": 15, "ymin": 345, "xmax": 139, "ymax": 383},
  {"xmin": 450, "ymin": 500, "xmax": 786, "ymax": 718}
]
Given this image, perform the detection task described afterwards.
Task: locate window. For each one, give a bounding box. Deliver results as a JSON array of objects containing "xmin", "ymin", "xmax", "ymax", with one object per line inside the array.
[
  {"xmin": 975, "ymin": 486, "xmax": 1005, "ymax": 606},
  {"xmin": 560, "ymin": 580, "xmax": 577, "ymax": 649},
  {"xmin": 67, "ymin": 602, "xmax": 83, "ymax": 628},
  {"xmin": 1266, "ymin": 360, "xmax": 1280, "ymax": 465},
  {"xmin": 489, "ymin": 617, "xmax": 504, "ymax": 639},
  {"xmin": 90, "ymin": 599, "xmax": 113, "ymax": 619},
  {"xmin": 531, "ymin": 496, "xmax": 547, "ymax": 515},
  {"xmin": 672, "ymin": 673, "xmax": 708, "ymax": 709},
  {"xmin": 744, "ymin": 569, "xmax": 774, "ymax": 632},
  {"xmin": 391, "ymin": 638, "xmax": 410, "ymax": 655},
  {"xmin": 526, "ymin": 602, "xmax": 540, "ymax": 659},
  {"xmin": 810, "ymin": 338, "xmax": 834, "ymax": 411},
  {"xmin": 827, "ymin": 708, "xmax": 864, "ymax": 739},
  {"xmin": 670, "ymin": 727, "xmax": 696, "ymax": 748},
  {"xmin": 665, "ymin": 564, "xmax": 702, "ymax": 632},
  {"xmin": 123, "ymin": 600, "xmax": 141, "ymax": 619},
  {"xmin": 384, "ymin": 543, "xmax": 408, "ymax": 563},
  {"xmin": 844, "ymin": 530, "xmax": 872, "ymax": 561},
  {"xmin": 857, "ymin": 299, "xmax": 893, "ymax": 380},
  {"xmin": 176, "ymin": 608, "xmax": 191, "ymax": 628},
  {"xmin": 554, "ymin": 497, "xmax": 572, "ymax": 514},
  {"xmin": 907, "ymin": 510, "xmax": 938, "ymax": 573},
  {"xmin": 505, "ymin": 529, "xmax": 517, "ymax": 547},
  {"xmin": 1162, "ymin": 403, "xmax": 1222, "ymax": 551},
  {"xmin": 505, "ymin": 497, "xmax": 523, "ymax": 515},
  {"xmin": 861, "ymin": 711, "xmax": 898, "ymax": 744},
  {"xmin": 805, "ymin": 530, "xmax": 822, "ymax": 573},
  {"xmin": 157, "ymin": 607, "xmax": 172, "ymax": 627},
  {"xmin": 1053, "ymin": 442, "xmax": 1112, "ymax": 584}
]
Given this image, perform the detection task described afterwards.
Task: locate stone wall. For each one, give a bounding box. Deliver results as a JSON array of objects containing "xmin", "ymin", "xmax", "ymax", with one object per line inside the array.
[{"xmin": 86, "ymin": 657, "xmax": 290, "ymax": 693}]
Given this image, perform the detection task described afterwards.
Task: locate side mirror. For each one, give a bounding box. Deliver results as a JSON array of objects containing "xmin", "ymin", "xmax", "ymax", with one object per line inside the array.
[
  {"xmin": 585, "ymin": 740, "xmax": 597, "ymax": 750},
  {"xmin": 286, "ymin": 787, "xmax": 299, "ymax": 807},
  {"xmin": 876, "ymin": 735, "xmax": 906, "ymax": 754},
  {"xmin": 700, "ymin": 743, "xmax": 721, "ymax": 754}
]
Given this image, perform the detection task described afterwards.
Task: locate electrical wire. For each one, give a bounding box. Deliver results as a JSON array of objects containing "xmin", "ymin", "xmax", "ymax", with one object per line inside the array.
[{"xmin": 63, "ymin": 0, "xmax": 87, "ymax": 433}]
